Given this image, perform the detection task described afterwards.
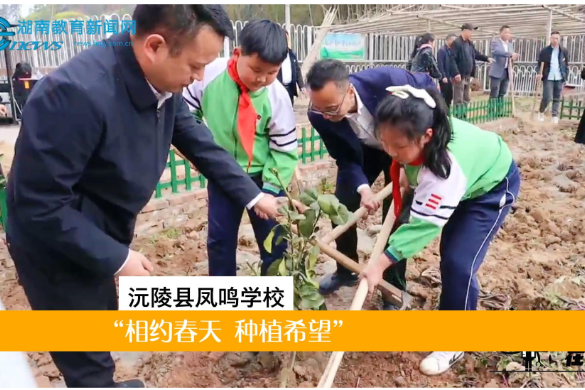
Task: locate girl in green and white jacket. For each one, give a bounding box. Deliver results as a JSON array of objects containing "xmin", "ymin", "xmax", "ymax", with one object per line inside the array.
[{"xmin": 361, "ymin": 85, "xmax": 520, "ymax": 376}]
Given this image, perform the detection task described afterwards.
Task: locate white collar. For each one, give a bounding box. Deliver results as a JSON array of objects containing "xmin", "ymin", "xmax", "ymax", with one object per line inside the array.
[
  {"xmin": 346, "ymin": 86, "xmax": 364, "ymax": 118},
  {"xmin": 145, "ymin": 79, "xmax": 173, "ymax": 109}
]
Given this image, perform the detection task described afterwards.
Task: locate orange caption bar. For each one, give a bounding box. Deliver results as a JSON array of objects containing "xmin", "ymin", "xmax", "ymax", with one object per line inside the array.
[{"xmin": 1, "ymin": 311, "xmax": 584, "ymax": 352}]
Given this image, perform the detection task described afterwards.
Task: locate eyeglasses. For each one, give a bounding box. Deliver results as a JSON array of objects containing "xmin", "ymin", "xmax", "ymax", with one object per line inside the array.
[{"xmin": 308, "ymin": 85, "xmax": 350, "ymax": 116}]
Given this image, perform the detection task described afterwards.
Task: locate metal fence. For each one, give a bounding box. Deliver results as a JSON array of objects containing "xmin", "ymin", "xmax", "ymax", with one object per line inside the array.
[
  {"xmin": 1, "ymin": 14, "xmax": 583, "ymax": 96},
  {"xmin": 559, "ymin": 94, "xmax": 585, "ymax": 120}
]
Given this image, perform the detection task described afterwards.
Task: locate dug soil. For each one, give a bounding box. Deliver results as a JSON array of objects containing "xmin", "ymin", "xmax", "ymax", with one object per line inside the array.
[{"xmin": 1, "ymin": 114, "xmax": 585, "ymax": 388}]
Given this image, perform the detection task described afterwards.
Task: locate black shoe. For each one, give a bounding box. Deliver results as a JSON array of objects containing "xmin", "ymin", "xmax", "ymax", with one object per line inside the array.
[
  {"xmin": 319, "ymin": 272, "xmax": 358, "ymax": 295},
  {"xmin": 114, "ymin": 379, "xmax": 145, "ymax": 388}
]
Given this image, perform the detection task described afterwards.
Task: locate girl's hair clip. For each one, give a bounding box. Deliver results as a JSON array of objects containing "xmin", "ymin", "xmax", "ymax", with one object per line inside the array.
[{"xmin": 386, "ymin": 85, "xmax": 436, "ymax": 109}]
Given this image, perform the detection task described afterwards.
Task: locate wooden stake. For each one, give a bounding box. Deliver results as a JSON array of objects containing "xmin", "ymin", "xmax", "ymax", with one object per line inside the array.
[{"xmin": 317, "ymin": 201, "xmax": 398, "ymax": 388}]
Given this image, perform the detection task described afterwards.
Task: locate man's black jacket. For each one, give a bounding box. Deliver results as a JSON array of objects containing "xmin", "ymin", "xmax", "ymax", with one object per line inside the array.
[
  {"xmin": 451, "ymin": 36, "xmax": 489, "ymax": 78},
  {"xmin": 537, "ymin": 45, "xmax": 570, "ymax": 82},
  {"xmin": 6, "ymin": 32, "xmax": 261, "ymax": 278}
]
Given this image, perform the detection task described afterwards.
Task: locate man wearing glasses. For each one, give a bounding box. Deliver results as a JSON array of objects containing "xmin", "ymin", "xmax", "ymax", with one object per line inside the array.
[{"xmin": 306, "ymin": 59, "xmax": 436, "ymax": 310}]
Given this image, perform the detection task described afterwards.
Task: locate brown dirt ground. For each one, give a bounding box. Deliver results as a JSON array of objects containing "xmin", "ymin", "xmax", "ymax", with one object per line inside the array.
[{"xmin": 2, "ymin": 103, "xmax": 585, "ymax": 388}]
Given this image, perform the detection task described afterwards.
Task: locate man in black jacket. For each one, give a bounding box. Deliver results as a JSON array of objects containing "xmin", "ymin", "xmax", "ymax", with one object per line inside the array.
[
  {"xmin": 437, "ymin": 33, "xmax": 457, "ymax": 108},
  {"xmin": 6, "ymin": 5, "xmax": 282, "ymax": 388},
  {"xmin": 536, "ymin": 31, "xmax": 570, "ymax": 124},
  {"xmin": 451, "ymin": 23, "xmax": 494, "ymax": 107},
  {"xmin": 277, "ymin": 30, "xmax": 306, "ymax": 106}
]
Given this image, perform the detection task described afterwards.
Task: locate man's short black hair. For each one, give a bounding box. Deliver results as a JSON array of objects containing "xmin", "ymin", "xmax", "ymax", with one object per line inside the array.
[
  {"xmin": 133, "ymin": 5, "xmax": 233, "ymax": 56},
  {"xmin": 239, "ymin": 19, "xmax": 288, "ymax": 65},
  {"xmin": 306, "ymin": 59, "xmax": 349, "ymax": 91},
  {"xmin": 552, "ymin": 30, "xmax": 561, "ymax": 36},
  {"xmin": 446, "ymin": 33, "xmax": 457, "ymax": 40},
  {"xmin": 500, "ymin": 25, "xmax": 510, "ymax": 32}
]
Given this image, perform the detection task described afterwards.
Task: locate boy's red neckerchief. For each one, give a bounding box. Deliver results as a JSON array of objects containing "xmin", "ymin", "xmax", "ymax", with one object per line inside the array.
[{"xmin": 227, "ymin": 54, "xmax": 256, "ymax": 171}]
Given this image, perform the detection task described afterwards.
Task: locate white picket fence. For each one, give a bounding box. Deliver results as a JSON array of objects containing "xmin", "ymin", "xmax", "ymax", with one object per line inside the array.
[{"xmin": 1, "ymin": 14, "xmax": 584, "ymax": 95}]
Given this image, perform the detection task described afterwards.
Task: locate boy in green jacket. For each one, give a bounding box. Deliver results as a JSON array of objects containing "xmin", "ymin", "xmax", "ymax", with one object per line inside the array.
[{"xmin": 183, "ymin": 20, "xmax": 298, "ymax": 276}]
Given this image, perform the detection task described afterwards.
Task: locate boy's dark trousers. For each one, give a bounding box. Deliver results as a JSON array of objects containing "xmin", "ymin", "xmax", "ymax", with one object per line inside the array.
[
  {"xmin": 207, "ymin": 174, "xmax": 287, "ymax": 276},
  {"xmin": 439, "ymin": 80, "xmax": 453, "ymax": 109},
  {"xmin": 333, "ymin": 146, "xmax": 408, "ymax": 291}
]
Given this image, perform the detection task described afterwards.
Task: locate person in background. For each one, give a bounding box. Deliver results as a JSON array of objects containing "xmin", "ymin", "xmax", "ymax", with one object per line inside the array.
[
  {"xmin": 277, "ymin": 30, "xmax": 306, "ymax": 106},
  {"xmin": 536, "ymin": 31, "xmax": 569, "ymax": 124},
  {"xmin": 407, "ymin": 33, "xmax": 442, "ymax": 80},
  {"xmin": 573, "ymin": 67, "xmax": 585, "ymax": 144},
  {"xmin": 5, "ymin": 5, "xmax": 283, "ymax": 388},
  {"xmin": 451, "ymin": 23, "xmax": 494, "ymax": 109},
  {"xmin": 489, "ymin": 25, "xmax": 519, "ymax": 116},
  {"xmin": 362, "ymin": 85, "xmax": 519, "ymax": 376},
  {"xmin": 437, "ymin": 33, "xmax": 457, "ymax": 109},
  {"xmin": 183, "ymin": 20, "xmax": 298, "ymax": 277},
  {"xmin": 305, "ymin": 59, "xmax": 436, "ymax": 310}
]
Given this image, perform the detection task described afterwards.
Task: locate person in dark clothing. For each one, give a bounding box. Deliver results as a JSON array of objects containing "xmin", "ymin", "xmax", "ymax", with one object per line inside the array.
[
  {"xmin": 277, "ymin": 30, "xmax": 306, "ymax": 106},
  {"xmin": 5, "ymin": 5, "xmax": 282, "ymax": 388},
  {"xmin": 573, "ymin": 67, "xmax": 585, "ymax": 144},
  {"xmin": 437, "ymin": 33, "xmax": 457, "ymax": 108},
  {"xmin": 305, "ymin": 59, "xmax": 436, "ymax": 310},
  {"xmin": 406, "ymin": 33, "xmax": 442, "ymax": 80},
  {"xmin": 536, "ymin": 31, "xmax": 570, "ymax": 124},
  {"xmin": 451, "ymin": 23, "xmax": 494, "ymax": 107}
]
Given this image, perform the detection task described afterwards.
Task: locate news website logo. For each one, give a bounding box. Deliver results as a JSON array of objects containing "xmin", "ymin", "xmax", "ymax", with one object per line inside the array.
[
  {"xmin": 0, "ymin": 18, "xmax": 136, "ymax": 51},
  {"xmin": 0, "ymin": 17, "xmax": 16, "ymax": 50}
]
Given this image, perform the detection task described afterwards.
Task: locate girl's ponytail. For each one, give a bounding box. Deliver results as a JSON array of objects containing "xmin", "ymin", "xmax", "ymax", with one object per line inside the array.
[{"xmin": 423, "ymin": 87, "xmax": 452, "ymax": 179}]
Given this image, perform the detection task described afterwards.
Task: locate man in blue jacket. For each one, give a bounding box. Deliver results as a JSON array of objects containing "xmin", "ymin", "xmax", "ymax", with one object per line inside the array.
[
  {"xmin": 306, "ymin": 59, "xmax": 436, "ymax": 310},
  {"xmin": 437, "ymin": 33, "xmax": 457, "ymax": 108},
  {"xmin": 6, "ymin": 5, "xmax": 282, "ymax": 388}
]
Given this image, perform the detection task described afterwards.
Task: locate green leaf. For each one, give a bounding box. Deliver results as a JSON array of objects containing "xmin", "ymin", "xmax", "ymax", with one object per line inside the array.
[
  {"xmin": 300, "ymin": 188, "xmax": 320, "ymax": 206},
  {"xmin": 308, "ymin": 245, "xmax": 320, "ymax": 271},
  {"xmin": 278, "ymin": 258, "xmax": 289, "ymax": 276},
  {"xmin": 318, "ymin": 194, "xmax": 340, "ymax": 215},
  {"xmin": 267, "ymin": 259, "xmax": 282, "ymax": 276},
  {"xmin": 275, "ymin": 233, "xmax": 285, "ymax": 246},
  {"xmin": 337, "ymin": 204, "xmax": 350, "ymax": 225},
  {"xmin": 298, "ymin": 209, "xmax": 317, "ymax": 238},
  {"xmin": 263, "ymin": 226, "xmax": 276, "ymax": 254},
  {"xmin": 301, "ymin": 294, "xmax": 325, "ymax": 310},
  {"xmin": 330, "ymin": 212, "xmax": 345, "ymax": 225},
  {"xmin": 310, "ymin": 201, "xmax": 320, "ymax": 212},
  {"xmin": 307, "ymin": 187, "xmax": 320, "ymax": 198},
  {"xmin": 290, "ymin": 209, "xmax": 306, "ymax": 221}
]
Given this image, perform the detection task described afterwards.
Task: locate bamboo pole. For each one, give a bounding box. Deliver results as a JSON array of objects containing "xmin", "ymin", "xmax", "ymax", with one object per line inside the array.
[
  {"xmin": 317, "ymin": 201, "xmax": 398, "ymax": 388},
  {"xmin": 320, "ymin": 183, "xmax": 393, "ymax": 245},
  {"xmin": 313, "ymin": 239, "xmax": 405, "ymax": 305},
  {"xmin": 300, "ymin": 7, "xmax": 337, "ymax": 77},
  {"xmin": 316, "ymin": 280, "xmax": 368, "ymax": 389}
]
